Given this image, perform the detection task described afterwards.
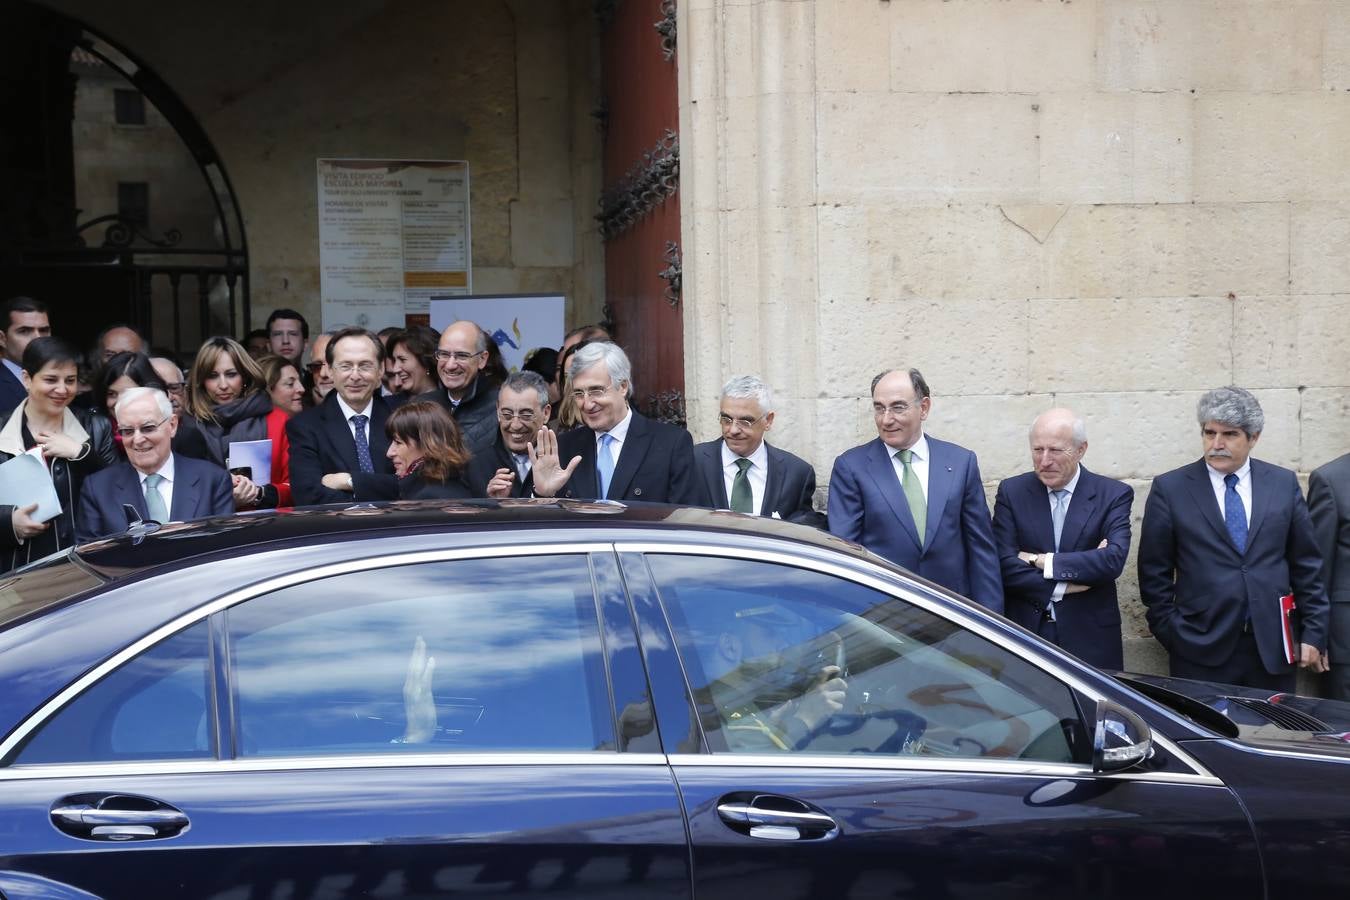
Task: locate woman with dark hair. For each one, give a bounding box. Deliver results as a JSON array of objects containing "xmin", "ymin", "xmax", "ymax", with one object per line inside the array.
[
  {"xmin": 384, "ymin": 401, "xmax": 473, "ymax": 499},
  {"xmin": 179, "ymin": 336, "xmax": 273, "ymax": 509},
  {"xmin": 481, "ymin": 330, "xmax": 509, "ymax": 388},
  {"xmin": 0, "ymin": 337, "xmax": 117, "ymax": 571},
  {"xmin": 258, "ymin": 354, "xmax": 303, "ymax": 507},
  {"xmin": 95, "ymin": 351, "xmax": 168, "ymax": 455},
  {"xmin": 386, "ymin": 325, "xmax": 440, "ymax": 398}
]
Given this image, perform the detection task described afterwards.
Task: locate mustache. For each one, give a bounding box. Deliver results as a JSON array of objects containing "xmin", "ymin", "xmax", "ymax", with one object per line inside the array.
[{"xmin": 1206, "ymin": 449, "xmax": 1234, "ymax": 459}]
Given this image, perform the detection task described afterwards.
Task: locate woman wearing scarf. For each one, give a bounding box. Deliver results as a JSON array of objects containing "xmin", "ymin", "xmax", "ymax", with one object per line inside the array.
[{"xmin": 178, "ymin": 337, "xmax": 274, "ymax": 510}]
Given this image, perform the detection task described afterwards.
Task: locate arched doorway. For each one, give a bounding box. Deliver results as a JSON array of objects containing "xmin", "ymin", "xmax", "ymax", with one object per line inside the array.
[{"xmin": 0, "ymin": 0, "xmax": 247, "ymax": 358}]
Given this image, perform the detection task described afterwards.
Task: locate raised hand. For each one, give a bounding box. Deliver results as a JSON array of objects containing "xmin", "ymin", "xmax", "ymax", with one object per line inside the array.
[{"xmin": 527, "ymin": 426, "xmax": 581, "ymax": 498}]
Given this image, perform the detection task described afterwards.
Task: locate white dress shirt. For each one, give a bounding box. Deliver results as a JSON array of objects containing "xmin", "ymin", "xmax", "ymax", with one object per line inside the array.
[
  {"xmin": 335, "ymin": 394, "xmax": 375, "ymax": 444},
  {"xmin": 1206, "ymin": 459, "xmax": 1253, "ymax": 529},
  {"xmin": 721, "ymin": 439, "xmax": 769, "ymax": 515},
  {"xmin": 1040, "ymin": 465, "xmax": 1083, "ymax": 612},
  {"xmin": 888, "ymin": 433, "xmax": 931, "ymax": 502},
  {"xmin": 138, "ymin": 453, "xmax": 177, "ymax": 519}
]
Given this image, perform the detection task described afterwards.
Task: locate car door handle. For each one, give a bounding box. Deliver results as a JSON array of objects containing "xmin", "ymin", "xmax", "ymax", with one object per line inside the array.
[
  {"xmin": 717, "ymin": 794, "xmax": 839, "ymax": 841},
  {"xmin": 51, "ymin": 793, "xmax": 190, "ymax": 842}
]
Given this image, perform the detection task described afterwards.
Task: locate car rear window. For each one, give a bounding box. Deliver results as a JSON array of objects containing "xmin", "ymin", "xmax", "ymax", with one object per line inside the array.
[{"xmin": 0, "ymin": 554, "xmax": 106, "ymax": 631}]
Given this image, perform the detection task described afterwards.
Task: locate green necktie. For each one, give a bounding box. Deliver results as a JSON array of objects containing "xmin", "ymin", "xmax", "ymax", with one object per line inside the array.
[
  {"xmin": 144, "ymin": 472, "xmax": 169, "ymax": 522},
  {"xmin": 897, "ymin": 449, "xmax": 926, "ymax": 544},
  {"xmin": 730, "ymin": 457, "xmax": 754, "ymax": 514}
]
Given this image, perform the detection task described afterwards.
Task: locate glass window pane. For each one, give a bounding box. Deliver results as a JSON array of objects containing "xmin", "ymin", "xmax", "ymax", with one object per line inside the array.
[
  {"xmin": 228, "ymin": 555, "xmax": 613, "ymax": 756},
  {"xmin": 16, "ymin": 620, "xmax": 213, "ymax": 764},
  {"xmin": 649, "ymin": 555, "xmax": 1087, "ymax": 763}
]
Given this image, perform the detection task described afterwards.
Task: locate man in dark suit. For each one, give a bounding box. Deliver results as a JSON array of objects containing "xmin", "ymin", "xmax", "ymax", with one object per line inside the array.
[
  {"xmin": 1308, "ymin": 452, "xmax": 1350, "ymax": 699},
  {"xmin": 287, "ymin": 327, "xmax": 398, "ymax": 505},
  {"xmin": 992, "ymin": 408, "xmax": 1133, "ymax": 669},
  {"xmin": 827, "ymin": 368, "xmax": 1003, "ymax": 613},
  {"xmin": 415, "ymin": 320, "xmax": 499, "ymax": 457},
  {"xmin": 1139, "ymin": 386, "xmax": 1329, "ymax": 691},
  {"xmin": 693, "ymin": 375, "xmax": 824, "ymax": 527},
  {"xmin": 0, "ymin": 296, "xmax": 52, "ymax": 415},
  {"xmin": 531, "ymin": 341, "xmax": 699, "ymax": 504},
  {"xmin": 77, "ymin": 387, "xmax": 232, "ymax": 541},
  {"xmin": 466, "ymin": 370, "xmax": 550, "ymax": 498}
]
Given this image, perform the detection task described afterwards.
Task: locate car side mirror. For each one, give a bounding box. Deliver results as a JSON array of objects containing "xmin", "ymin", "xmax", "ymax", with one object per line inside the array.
[{"xmin": 1092, "ymin": 699, "xmax": 1152, "ymax": 773}]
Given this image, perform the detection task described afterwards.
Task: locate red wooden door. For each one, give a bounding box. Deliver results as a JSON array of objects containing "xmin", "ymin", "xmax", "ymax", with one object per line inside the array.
[{"xmin": 599, "ymin": 0, "xmax": 684, "ymax": 424}]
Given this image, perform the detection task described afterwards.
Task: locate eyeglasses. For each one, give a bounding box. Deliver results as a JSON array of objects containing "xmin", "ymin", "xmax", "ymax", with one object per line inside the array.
[
  {"xmin": 434, "ymin": 349, "xmax": 485, "ymax": 363},
  {"xmin": 332, "ymin": 361, "xmax": 379, "ymax": 375},
  {"xmin": 718, "ymin": 413, "xmax": 765, "ymax": 429},
  {"xmin": 306, "ymin": 361, "xmax": 325, "ymax": 373},
  {"xmin": 116, "ymin": 416, "xmax": 170, "ymax": 439},
  {"xmin": 873, "ymin": 401, "xmax": 919, "ymax": 418},
  {"xmin": 571, "ymin": 384, "xmax": 617, "ymax": 402},
  {"xmin": 498, "ymin": 409, "xmax": 539, "ymax": 424}
]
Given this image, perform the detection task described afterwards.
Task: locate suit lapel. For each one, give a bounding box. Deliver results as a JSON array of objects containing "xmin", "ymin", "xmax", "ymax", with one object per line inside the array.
[
  {"xmin": 923, "ymin": 439, "xmax": 954, "ymax": 549},
  {"xmin": 169, "ymin": 456, "xmax": 201, "ymax": 520},
  {"xmin": 321, "ymin": 396, "xmax": 360, "ymax": 472},
  {"xmin": 762, "ymin": 443, "xmax": 786, "ymax": 516},
  {"xmin": 1058, "ymin": 468, "xmax": 1096, "ymax": 551},
  {"xmin": 1020, "ymin": 475, "xmax": 1057, "ymax": 550},
  {"xmin": 1182, "ymin": 460, "xmax": 1236, "ymax": 550},
  {"xmin": 699, "ymin": 442, "xmax": 729, "ymax": 507},
  {"xmin": 566, "ymin": 429, "xmax": 599, "ymax": 498},
  {"xmin": 367, "ymin": 397, "xmax": 393, "ymax": 471},
  {"xmin": 864, "ymin": 439, "xmax": 921, "ymax": 548},
  {"xmin": 117, "ymin": 465, "xmax": 149, "ymax": 522},
  {"xmin": 1245, "ymin": 460, "xmax": 1270, "ymax": 551},
  {"xmin": 607, "ymin": 413, "xmax": 650, "ymax": 500}
]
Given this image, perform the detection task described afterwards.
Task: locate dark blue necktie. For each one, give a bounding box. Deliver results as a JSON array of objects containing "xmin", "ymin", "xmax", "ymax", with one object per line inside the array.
[
  {"xmin": 1224, "ymin": 473, "xmax": 1247, "ymax": 553},
  {"xmin": 351, "ymin": 414, "xmax": 374, "ymax": 474}
]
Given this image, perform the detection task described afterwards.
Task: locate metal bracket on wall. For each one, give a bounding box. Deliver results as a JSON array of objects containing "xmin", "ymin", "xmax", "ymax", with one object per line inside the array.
[
  {"xmin": 76, "ymin": 213, "xmax": 182, "ymax": 249},
  {"xmin": 655, "ymin": 0, "xmax": 677, "ymax": 61},
  {"xmin": 658, "ymin": 240, "xmax": 682, "ymax": 307},
  {"xmin": 644, "ymin": 389, "xmax": 686, "ymax": 427},
  {"xmin": 600, "ymin": 302, "xmax": 617, "ymax": 338},
  {"xmin": 597, "ymin": 129, "xmax": 679, "ymax": 240}
]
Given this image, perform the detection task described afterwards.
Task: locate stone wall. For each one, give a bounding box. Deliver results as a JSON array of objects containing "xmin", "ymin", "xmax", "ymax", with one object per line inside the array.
[
  {"xmin": 47, "ymin": 0, "xmax": 606, "ymax": 336},
  {"xmin": 679, "ymin": 0, "xmax": 1350, "ymax": 673}
]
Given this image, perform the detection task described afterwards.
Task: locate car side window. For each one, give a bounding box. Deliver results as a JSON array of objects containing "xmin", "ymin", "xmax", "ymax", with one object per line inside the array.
[
  {"xmin": 15, "ymin": 620, "xmax": 213, "ymax": 764},
  {"xmin": 649, "ymin": 555, "xmax": 1088, "ymax": 763},
  {"xmin": 227, "ymin": 555, "xmax": 614, "ymax": 756}
]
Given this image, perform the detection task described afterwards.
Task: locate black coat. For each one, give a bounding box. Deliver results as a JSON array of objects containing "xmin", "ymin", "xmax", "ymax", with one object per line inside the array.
[
  {"xmin": 286, "ymin": 392, "xmax": 398, "ymax": 505},
  {"xmin": 399, "ymin": 473, "xmax": 474, "ymax": 501},
  {"xmin": 465, "ymin": 430, "xmax": 534, "ymax": 498},
  {"xmin": 414, "ymin": 377, "xmax": 500, "ymax": 460},
  {"xmin": 0, "ymin": 403, "xmax": 117, "ymax": 571}
]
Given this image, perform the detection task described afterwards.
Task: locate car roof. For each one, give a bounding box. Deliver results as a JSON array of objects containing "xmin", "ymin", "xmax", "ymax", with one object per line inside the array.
[{"xmin": 72, "ymin": 499, "xmax": 871, "ymax": 580}]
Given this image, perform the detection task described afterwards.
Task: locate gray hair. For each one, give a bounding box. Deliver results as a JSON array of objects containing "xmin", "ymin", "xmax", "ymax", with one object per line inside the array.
[
  {"xmin": 501, "ymin": 370, "xmax": 551, "ymax": 408},
  {"xmin": 570, "ymin": 341, "xmax": 633, "ymax": 398},
  {"xmin": 870, "ymin": 368, "xmax": 931, "ymax": 401},
  {"xmin": 115, "ymin": 386, "xmax": 173, "ymax": 421},
  {"xmin": 1197, "ymin": 386, "xmax": 1264, "ymax": 438},
  {"xmin": 1029, "ymin": 412, "xmax": 1088, "ymax": 447},
  {"xmin": 720, "ymin": 375, "xmax": 774, "ymax": 413}
]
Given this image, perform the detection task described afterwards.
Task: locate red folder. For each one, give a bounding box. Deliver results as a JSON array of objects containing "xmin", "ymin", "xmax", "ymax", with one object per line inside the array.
[{"xmin": 1279, "ymin": 594, "xmax": 1297, "ymax": 665}]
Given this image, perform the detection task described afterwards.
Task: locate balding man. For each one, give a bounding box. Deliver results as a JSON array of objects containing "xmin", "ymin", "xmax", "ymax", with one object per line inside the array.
[
  {"xmin": 418, "ymin": 320, "xmax": 499, "ymax": 455},
  {"xmin": 828, "ymin": 368, "xmax": 1002, "ymax": 613},
  {"xmin": 992, "ymin": 409, "xmax": 1133, "ymax": 669}
]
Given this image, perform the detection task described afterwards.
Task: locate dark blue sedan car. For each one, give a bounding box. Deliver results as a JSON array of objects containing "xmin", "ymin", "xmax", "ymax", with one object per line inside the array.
[{"xmin": 0, "ymin": 501, "xmax": 1348, "ymax": 898}]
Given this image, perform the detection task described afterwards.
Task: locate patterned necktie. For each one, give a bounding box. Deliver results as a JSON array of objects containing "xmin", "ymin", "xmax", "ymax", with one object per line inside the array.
[
  {"xmin": 144, "ymin": 473, "xmax": 168, "ymax": 521},
  {"xmin": 897, "ymin": 449, "xmax": 926, "ymax": 544},
  {"xmin": 1224, "ymin": 473, "xmax": 1248, "ymax": 553},
  {"xmin": 1051, "ymin": 489, "xmax": 1068, "ymax": 551},
  {"xmin": 350, "ymin": 414, "xmax": 374, "ymax": 474},
  {"xmin": 597, "ymin": 433, "xmax": 616, "ymax": 499},
  {"xmin": 730, "ymin": 457, "xmax": 754, "ymax": 513}
]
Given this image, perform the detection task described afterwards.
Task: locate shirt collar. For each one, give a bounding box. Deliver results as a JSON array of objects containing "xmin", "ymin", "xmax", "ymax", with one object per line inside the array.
[
  {"xmin": 722, "ymin": 438, "xmax": 769, "ymax": 470},
  {"xmin": 138, "ymin": 452, "xmax": 176, "ymax": 482},
  {"xmin": 1047, "ymin": 464, "xmax": 1083, "ymax": 497},
  {"xmin": 600, "ymin": 407, "xmax": 634, "ymax": 444},
  {"xmin": 335, "ymin": 393, "xmax": 374, "ymax": 421},
  {"xmin": 1, "ymin": 358, "xmax": 21, "ymax": 380},
  {"xmin": 1206, "ymin": 459, "xmax": 1252, "ymax": 483},
  {"xmin": 893, "ymin": 433, "xmax": 929, "ymax": 461}
]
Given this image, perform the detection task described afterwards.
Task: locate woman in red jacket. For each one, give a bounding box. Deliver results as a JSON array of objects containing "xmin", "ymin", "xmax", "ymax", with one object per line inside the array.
[{"xmin": 259, "ymin": 354, "xmax": 304, "ymax": 506}]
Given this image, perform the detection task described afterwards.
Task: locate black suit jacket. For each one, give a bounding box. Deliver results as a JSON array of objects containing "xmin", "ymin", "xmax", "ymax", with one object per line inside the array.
[
  {"xmin": 0, "ymin": 365, "xmax": 24, "ymax": 418},
  {"xmin": 992, "ymin": 467, "xmax": 1133, "ymax": 670},
  {"xmin": 555, "ymin": 411, "xmax": 699, "ymax": 504},
  {"xmin": 694, "ymin": 438, "xmax": 825, "ymax": 527},
  {"xmin": 466, "ymin": 430, "xmax": 534, "ymax": 498},
  {"xmin": 76, "ymin": 454, "xmax": 233, "ymax": 542},
  {"xmin": 286, "ymin": 392, "xmax": 397, "ymax": 506},
  {"xmin": 1309, "ymin": 452, "xmax": 1350, "ymax": 670},
  {"xmin": 1138, "ymin": 458, "xmax": 1330, "ymax": 674}
]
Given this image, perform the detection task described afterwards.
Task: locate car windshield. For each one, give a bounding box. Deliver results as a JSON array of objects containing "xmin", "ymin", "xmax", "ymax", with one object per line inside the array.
[{"xmin": 0, "ymin": 553, "xmax": 107, "ymax": 631}]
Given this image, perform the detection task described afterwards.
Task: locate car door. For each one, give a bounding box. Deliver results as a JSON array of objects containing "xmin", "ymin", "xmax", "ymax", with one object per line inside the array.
[
  {"xmin": 624, "ymin": 546, "xmax": 1263, "ymax": 900},
  {"xmin": 0, "ymin": 548, "xmax": 690, "ymax": 899}
]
